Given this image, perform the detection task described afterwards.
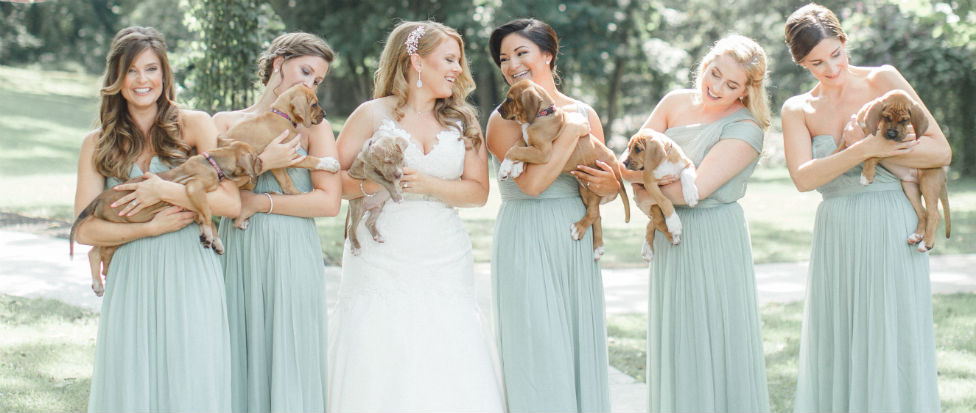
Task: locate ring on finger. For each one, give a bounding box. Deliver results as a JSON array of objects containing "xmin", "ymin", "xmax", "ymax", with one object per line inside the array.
[
  {"xmin": 403, "ymin": 182, "xmax": 409, "ymax": 188},
  {"xmin": 130, "ymin": 199, "xmax": 139, "ymax": 207}
]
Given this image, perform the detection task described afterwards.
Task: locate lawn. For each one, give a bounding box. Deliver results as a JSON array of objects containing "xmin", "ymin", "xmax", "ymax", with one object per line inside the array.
[{"xmin": 2, "ymin": 64, "xmax": 975, "ymax": 267}]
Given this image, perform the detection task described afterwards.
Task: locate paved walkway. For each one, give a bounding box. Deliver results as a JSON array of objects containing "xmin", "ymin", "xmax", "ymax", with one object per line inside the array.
[{"xmin": 2, "ymin": 229, "xmax": 975, "ymax": 412}]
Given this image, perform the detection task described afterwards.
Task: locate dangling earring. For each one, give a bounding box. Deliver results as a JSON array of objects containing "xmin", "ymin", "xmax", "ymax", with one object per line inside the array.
[
  {"xmin": 416, "ymin": 68, "xmax": 423, "ymax": 88},
  {"xmin": 546, "ymin": 59, "xmax": 551, "ymax": 65}
]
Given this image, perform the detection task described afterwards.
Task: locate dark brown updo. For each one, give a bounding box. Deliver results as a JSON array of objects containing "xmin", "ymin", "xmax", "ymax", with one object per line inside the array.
[
  {"xmin": 784, "ymin": 3, "xmax": 847, "ymax": 63},
  {"xmin": 488, "ymin": 18, "xmax": 558, "ymax": 71},
  {"xmin": 256, "ymin": 32, "xmax": 334, "ymax": 85}
]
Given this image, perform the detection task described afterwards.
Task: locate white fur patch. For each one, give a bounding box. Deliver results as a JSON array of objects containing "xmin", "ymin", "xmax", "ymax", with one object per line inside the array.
[
  {"xmin": 665, "ymin": 212, "xmax": 682, "ymax": 244},
  {"xmin": 641, "ymin": 240, "xmax": 654, "ymax": 262},
  {"xmin": 570, "ymin": 222, "xmax": 582, "ymax": 240},
  {"xmin": 521, "ymin": 123, "xmax": 530, "ymax": 144},
  {"xmin": 908, "ymin": 233, "xmax": 923, "ymax": 245},
  {"xmin": 859, "ymin": 174, "xmax": 870, "ymax": 186},
  {"xmin": 498, "ymin": 159, "xmax": 514, "ymax": 180},
  {"xmin": 316, "ymin": 156, "xmax": 341, "ymax": 172},
  {"xmin": 653, "ymin": 159, "xmax": 686, "ymax": 179},
  {"xmin": 679, "ymin": 168, "xmax": 699, "ymax": 207},
  {"xmin": 593, "ymin": 246, "xmax": 605, "ymax": 260}
]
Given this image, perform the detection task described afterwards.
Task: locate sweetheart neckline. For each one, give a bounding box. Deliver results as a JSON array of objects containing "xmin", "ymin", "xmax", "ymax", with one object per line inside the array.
[{"xmin": 382, "ymin": 119, "xmax": 459, "ymax": 157}]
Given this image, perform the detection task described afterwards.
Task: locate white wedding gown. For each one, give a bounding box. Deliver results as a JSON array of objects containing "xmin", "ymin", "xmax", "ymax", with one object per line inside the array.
[{"xmin": 328, "ymin": 119, "xmax": 504, "ymax": 412}]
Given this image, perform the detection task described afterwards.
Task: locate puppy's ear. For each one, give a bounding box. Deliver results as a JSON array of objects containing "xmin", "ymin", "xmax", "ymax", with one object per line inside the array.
[
  {"xmin": 909, "ymin": 98, "xmax": 929, "ymax": 137},
  {"xmin": 520, "ymin": 88, "xmax": 542, "ymax": 121},
  {"xmin": 289, "ymin": 92, "xmax": 310, "ymax": 127},
  {"xmin": 217, "ymin": 137, "xmax": 234, "ymax": 147},
  {"xmin": 863, "ymin": 99, "xmax": 883, "ymax": 136},
  {"xmin": 642, "ymin": 137, "xmax": 666, "ymax": 185},
  {"xmin": 395, "ymin": 137, "xmax": 409, "ymax": 152}
]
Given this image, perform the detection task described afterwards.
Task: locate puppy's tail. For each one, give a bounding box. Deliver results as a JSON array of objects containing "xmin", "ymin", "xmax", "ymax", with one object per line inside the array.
[
  {"xmin": 69, "ymin": 199, "xmax": 101, "ymax": 258},
  {"xmin": 941, "ymin": 184, "xmax": 950, "ymax": 238},
  {"xmin": 614, "ymin": 161, "xmax": 631, "ymax": 223}
]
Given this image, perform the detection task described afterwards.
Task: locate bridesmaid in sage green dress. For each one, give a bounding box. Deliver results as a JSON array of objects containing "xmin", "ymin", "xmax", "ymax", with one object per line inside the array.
[
  {"xmin": 76, "ymin": 27, "xmax": 235, "ymax": 412},
  {"xmin": 486, "ymin": 19, "xmax": 620, "ymax": 412},
  {"xmin": 782, "ymin": 5, "xmax": 949, "ymax": 412},
  {"xmin": 627, "ymin": 35, "xmax": 771, "ymax": 412},
  {"xmin": 212, "ymin": 33, "xmax": 341, "ymax": 413}
]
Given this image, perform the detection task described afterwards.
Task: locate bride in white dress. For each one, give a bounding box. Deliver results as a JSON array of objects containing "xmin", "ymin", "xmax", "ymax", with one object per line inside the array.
[{"xmin": 330, "ymin": 21, "xmax": 504, "ymax": 412}]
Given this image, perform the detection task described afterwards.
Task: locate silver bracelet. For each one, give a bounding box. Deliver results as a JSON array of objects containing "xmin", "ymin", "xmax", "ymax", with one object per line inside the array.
[
  {"xmin": 360, "ymin": 179, "xmax": 375, "ymax": 198},
  {"xmin": 265, "ymin": 193, "xmax": 274, "ymax": 214}
]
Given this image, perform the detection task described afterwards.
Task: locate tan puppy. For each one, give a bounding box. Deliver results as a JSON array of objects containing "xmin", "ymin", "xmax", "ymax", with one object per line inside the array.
[
  {"xmin": 70, "ymin": 141, "xmax": 262, "ymax": 296},
  {"xmin": 497, "ymin": 79, "xmax": 630, "ymax": 260},
  {"xmin": 221, "ymin": 84, "xmax": 340, "ymax": 202},
  {"xmin": 345, "ymin": 130, "xmax": 409, "ymax": 256},
  {"xmin": 845, "ymin": 89, "xmax": 950, "ymax": 251},
  {"xmin": 620, "ymin": 129, "xmax": 700, "ymax": 262}
]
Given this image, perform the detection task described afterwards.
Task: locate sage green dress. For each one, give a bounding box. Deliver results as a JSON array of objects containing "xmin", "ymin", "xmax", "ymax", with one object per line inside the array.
[
  {"xmin": 491, "ymin": 103, "xmax": 611, "ymax": 413},
  {"xmin": 646, "ymin": 109, "xmax": 769, "ymax": 412},
  {"xmin": 218, "ymin": 153, "xmax": 328, "ymax": 413},
  {"xmin": 88, "ymin": 157, "xmax": 231, "ymax": 412},
  {"xmin": 793, "ymin": 135, "xmax": 939, "ymax": 412}
]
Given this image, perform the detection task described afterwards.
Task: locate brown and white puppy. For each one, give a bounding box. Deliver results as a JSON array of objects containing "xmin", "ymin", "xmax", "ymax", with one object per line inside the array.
[
  {"xmin": 69, "ymin": 140, "xmax": 262, "ymax": 296},
  {"xmin": 620, "ymin": 129, "xmax": 700, "ymax": 262},
  {"xmin": 497, "ymin": 79, "xmax": 630, "ymax": 260},
  {"xmin": 846, "ymin": 89, "xmax": 950, "ymax": 251},
  {"xmin": 345, "ymin": 130, "xmax": 409, "ymax": 256},
  {"xmin": 221, "ymin": 84, "xmax": 340, "ymax": 200}
]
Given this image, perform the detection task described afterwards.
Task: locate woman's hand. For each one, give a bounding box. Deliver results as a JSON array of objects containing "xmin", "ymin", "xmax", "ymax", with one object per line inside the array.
[
  {"xmin": 147, "ymin": 205, "xmax": 196, "ymax": 235},
  {"xmin": 111, "ymin": 172, "xmax": 168, "ymax": 216},
  {"xmin": 851, "ymin": 125, "xmax": 918, "ymax": 159},
  {"xmin": 570, "ymin": 160, "xmax": 620, "ymax": 197},
  {"xmin": 400, "ymin": 167, "xmax": 436, "ymax": 195},
  {"xmin": 258, "ymin": 131, "xmax": 305, "ymax": 173}
]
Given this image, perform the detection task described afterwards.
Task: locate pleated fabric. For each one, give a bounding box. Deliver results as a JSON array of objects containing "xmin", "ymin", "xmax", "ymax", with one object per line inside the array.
[
  {"xmin": 793, "ymin": 136, "xmax": 939, "ymax": 413},
  {"xmin": 218, "ymin": 157, "xmax": 329, "ymax": 413},
  {"xmin": 646, "ymin": 109, "xmax": 769, "ymax": 413},
  {"xmin": 89, "ymin": 158, "xmax": 231, "ymax": 413},
  {"xmin": 491, "ymin": 167, "xmax": 611, "ymax": 413}
]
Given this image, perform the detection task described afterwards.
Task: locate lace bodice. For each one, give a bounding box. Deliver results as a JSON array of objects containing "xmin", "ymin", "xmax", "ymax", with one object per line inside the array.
[{"xmin": 378, "ymin": 118, "xmax": 466, "ymax": 181}]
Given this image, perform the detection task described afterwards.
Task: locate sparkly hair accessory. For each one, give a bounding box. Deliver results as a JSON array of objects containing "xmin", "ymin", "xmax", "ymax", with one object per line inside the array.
[{"xmin": 405, "ymin": 25, "xmax": 426, "ymax": 55}]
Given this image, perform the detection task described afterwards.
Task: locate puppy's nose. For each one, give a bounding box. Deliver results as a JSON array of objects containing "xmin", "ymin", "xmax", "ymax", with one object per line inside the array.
[
  {"xmin": 394, "ymin": 172, "xmax": 402, "ymax": 179},
  {"xmin": 886, "ymin": 129, "xmax": 899, "ymax": 139}
]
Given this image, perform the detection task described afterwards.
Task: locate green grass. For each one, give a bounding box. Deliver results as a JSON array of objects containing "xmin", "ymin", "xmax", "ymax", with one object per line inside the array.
[
  {"xmin": 607, "ymin": 293, "xmax": 976, "ymax": 412},
  {"xmin": 0, "ymin": 295, "xmax": 97, "ymax": 413},
  {"xmin": 2, "ymin": 64, "xmax": 975, "ymax": 266}
]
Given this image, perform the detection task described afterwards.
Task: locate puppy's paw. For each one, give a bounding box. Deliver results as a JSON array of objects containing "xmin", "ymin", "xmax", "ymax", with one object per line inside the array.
[
  {"xmin": 680, "ymin": 169, "xmax": 699, "ymax": 207},
  {"xmin": 664, "ymin": 212, "xmax": 682, "ymax": 243},
  {"xmin": 199, "ymin": 234, "xmax": 212, "ymax": 249},
  {"xmin": 593, "ymin": 246, "xmax": 605, "ymax": 261},
  {"xmin": 92, "ymin": 283, "xmax": 104, "ymax": 297},
  {"xmin": 316, "ymin": 156, "xmax": 341, "ymax": 173},
  {"xmin": 498, "ymin": 159, "xmax": 514, "ymax": 180},
  {"xmin": 907, "ymin": 233, "xmax": 923, "ymax": 245},
  {"xmin": 641, "ymin": 241, "xmax": 654, "ymax": 262},
  {"xmin": 570, "ymin": 222, "xmax": 585, "ymax": 240},
  {"xmin": 859, "ymin": 174, "xmax": 871, "ymax": 186},
  {"xmin": 234, "ymin": 217, "xmax": 250, "ymax": 230},
  {"xmin": 350, "ymin": 246, "xmax": 362, "ymax": 256},
  {"xmin": 509, "ymin": 161, "xmax": 525, "ymax": 179},
  {"xmin": 918, "ymin": 242, "xmax": 933, "ymax": 253},
  {"xmin": 212, "ymin": 237, "xmax": 225, "ymax": 255},
  {"xmin": 373, "ymin": 233, "xmax": 385, "ymax": 243}
]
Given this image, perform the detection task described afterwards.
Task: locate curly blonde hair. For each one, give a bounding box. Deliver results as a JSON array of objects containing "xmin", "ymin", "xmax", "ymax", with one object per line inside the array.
[
  {"xmin": 256, "ymin": 32, "xmax": 335, "ymax": 86},
  {"xmin": 95, "ymin": 26, "xmax": 189, "ymax": 181},
  {"xmin": 694, "ymin": 34, "xmax": 771, "ymax": 130},
  {"xmin": 374, "ymin": 21, "xmax": 481, "ymax": 150}
]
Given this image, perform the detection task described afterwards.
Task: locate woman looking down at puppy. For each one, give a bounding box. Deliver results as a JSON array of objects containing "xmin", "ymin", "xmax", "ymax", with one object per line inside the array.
[
  {"xmin": 210, "ymin": 32, "xmax": 340, "ymax": 413},
  {"xmin": 485, "ymin": 18, "xmax": 615, "ymax": 412},
  {"xmin": 626, "ymin": 34, "xmax": 771, "ymax": 412},
  {"xmin": 781, "ymin": 4, "xmax": 949, "ymax": 412},
  {"xmin": 329, "ymin": 20, "xmax": 502, "ymax": 412},
  {"xmin": 74, "ymin": 26, "xmax": 236, "ymax": 412}
]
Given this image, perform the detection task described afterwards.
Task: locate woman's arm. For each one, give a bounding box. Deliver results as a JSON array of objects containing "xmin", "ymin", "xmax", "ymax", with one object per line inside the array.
[
  {"xmin": 112, "ymin": 110, "xmax": 241, "ymax": 217},
  {"xmin": 400, "ymin": 124, "xmax": 489, "ymax": 207},
  {"xmin": 239, "ymin": 120, "xmax": 342, "ymax": 218},
  {"xmin": 337, "ymin": 102, "xmax": 382, "ymax": 200},
  {"xmin": 485, "ymin": 109, "xmax": 589, "ymax": 197},
  {"xmin": 73, "ymin": 132, "xmax": 196, "ymax": 247},
  {"xmin": 658, "ymin": 138, "xmax": 758, "ymax": 204},
  {"xmin": 782, "ymin": 96, "xmax": 915, "ymax": 192}
]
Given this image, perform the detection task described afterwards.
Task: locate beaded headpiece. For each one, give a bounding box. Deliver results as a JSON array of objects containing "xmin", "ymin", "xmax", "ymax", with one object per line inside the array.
[{"xmin": 404, "ymin": 25, "xmax": 426, "ymax": 55}]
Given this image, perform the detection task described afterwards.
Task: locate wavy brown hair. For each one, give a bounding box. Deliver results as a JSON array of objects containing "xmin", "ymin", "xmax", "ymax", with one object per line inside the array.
[
  {"xmin": 94, "ymin": 26, "xmax": 189, "ymax": 181},
  {"xmin": 256, "ymin": 32, "xmax": 335, "ymax": 86},
  {"xmin": 374, "ymin": 21, "xmax": 481, "ymax": 150}
]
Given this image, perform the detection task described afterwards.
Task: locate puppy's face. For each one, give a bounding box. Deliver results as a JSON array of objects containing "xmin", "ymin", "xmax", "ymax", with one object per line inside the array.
[
  {"xmin": 497, "ymin": 79, "xmax": 549, "ymax": 124},
  {"xmin": 366, "ymin": 135, "xmax": 409, "ymax": 183},
  {"xmin": 621, "ymin": 129, "xmax": 666, "ymax": 172},
  {"xmin": 865, "ymin": 90, "xmax": 929, "ymax": 142},
  {"xmin": 278, "ymin": 84, "xmax": 325, "ymax": 128}
]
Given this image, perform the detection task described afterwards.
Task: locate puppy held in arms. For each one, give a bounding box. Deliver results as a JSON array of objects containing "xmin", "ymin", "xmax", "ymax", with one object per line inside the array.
[
  {"xmin": 620, "ymin": 129, "xmax": 700, "ymax": 262},
  {"xmin": 69, "ymin": 140, "xmax": 263, "ymax": 297},
  {"xmin": 345, "ymin": 126, "xmax": 409, "ymax": 256},
  {"xmin": 220, "ymin": 84, "xmax": 340, "ymax": 228},
  {"xmin": 496, "ymin": 79, "xmax": 630, "ymax": 260},
  {"xmin": 839, "ymin": 89, "xmax": 950, "ymax": 252}
]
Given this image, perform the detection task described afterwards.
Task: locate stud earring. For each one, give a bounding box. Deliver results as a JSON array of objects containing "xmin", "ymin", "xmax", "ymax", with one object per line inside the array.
[
  {"xmin": 416, "ymin": 69, "xmax": 423, "ymax": 88},
  {"xmin": 546, "ymin": 59, "xmax": 551, "ymax": 65}
]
